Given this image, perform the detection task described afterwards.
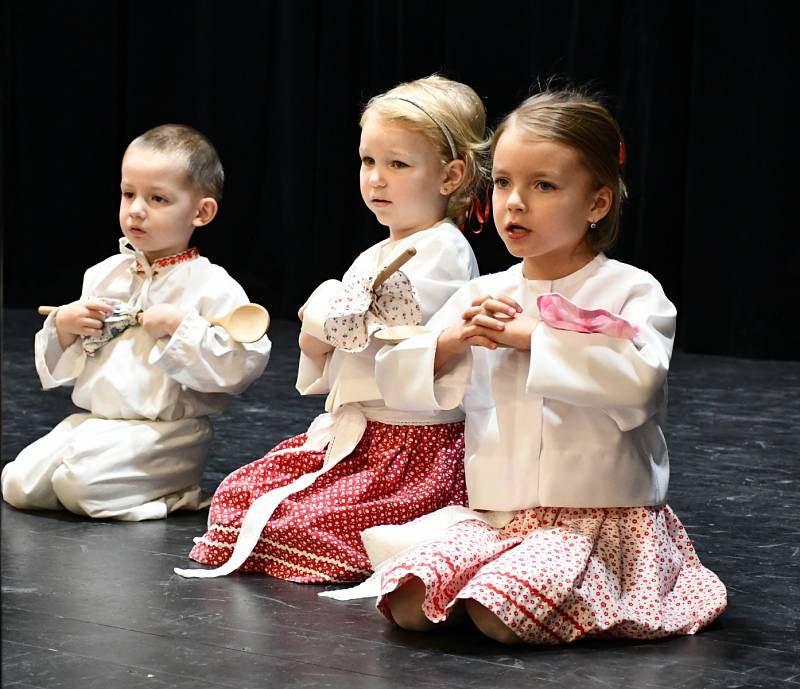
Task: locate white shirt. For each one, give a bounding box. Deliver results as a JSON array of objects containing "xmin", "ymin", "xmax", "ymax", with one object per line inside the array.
[
  {"xmin": 297, "ymin": 220, "xmax": 479, "ymax": 416},
  {"xmin": 35, "ymin": 238, "xmax": 271, "ymax": 421},
  {"xmin": 375, "ymin": 254, "xmax": 677, "ymax": 509}
]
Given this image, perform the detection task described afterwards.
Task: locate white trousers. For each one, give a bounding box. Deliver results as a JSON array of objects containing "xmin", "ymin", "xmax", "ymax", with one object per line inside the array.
[{"xmin": 1, "ymin": 413, "xmax": 212, "ymax": 521}]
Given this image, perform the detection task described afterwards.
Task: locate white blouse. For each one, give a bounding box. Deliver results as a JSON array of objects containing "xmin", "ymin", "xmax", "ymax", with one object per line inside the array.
[
  {"xmin": 35, "ymin": 238, "xmax": 271, "ymax": 422},
  {"xmin": 375, "ymin": 254, "xmax": 677, "ymax": 509},
  {"xmin": 174, "ymin": 221, "xmax": 478, "ymax": 580},
  {"xmin": 297, "ymin": 220, "xmax": 479, "ymax": 417}
]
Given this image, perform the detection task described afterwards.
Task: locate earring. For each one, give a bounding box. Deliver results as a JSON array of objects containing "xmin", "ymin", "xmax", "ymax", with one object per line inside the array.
[{"xmin": 590, "ymin": 222, "xmax": 597, "ymax": 230}]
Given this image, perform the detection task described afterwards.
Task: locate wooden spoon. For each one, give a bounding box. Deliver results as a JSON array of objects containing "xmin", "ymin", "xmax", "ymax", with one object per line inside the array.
[
  {"xmin": 372, "ymin": 247, "xmax": 417, "ymax": 289},
  {"xmin": 208, "ymin": 303, "xmax": 270, "ymax": 343},
  {"xmin": 37, "ymin": 303, "xmax": 270, "ymax": 343}
]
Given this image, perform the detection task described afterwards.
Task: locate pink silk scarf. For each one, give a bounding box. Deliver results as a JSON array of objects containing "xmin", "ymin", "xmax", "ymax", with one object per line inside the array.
[{"xmin": 536, "ymin": 293, "xmax": 639, "ymax": 341}]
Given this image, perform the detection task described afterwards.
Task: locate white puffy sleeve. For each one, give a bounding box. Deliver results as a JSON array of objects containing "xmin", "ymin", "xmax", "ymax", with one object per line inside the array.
[
  {"xmin": 401, "ymin": 226, "xmax": 480, "ymax": 323},
  {"xmin": 526, "ymin": 277, "xmax": 676, "ymax": 431},
  {"xmin": 375, "ymin": 228, "xmax": 479, "ymax": 411},
  {"xmin": 295, "ymin": 279, "xmax": 342, "ymax": 395},
  {"xmin": 33, "ymin": 261, "xmax": 109, "ymax": 389},
  {"xmin": 296, "ymin": 351, "xmax": 332, "ymax": 396},
  {"xmin": 296, "ymin": 226, "xmax": 479, "ymax": 403},
  {"xmin": 149, "ymin": 273, "xmax": 271, "ymax": 395},
  {"xmin": 376, "ymin": 282, "xmax": 476, "ymax": 412}
]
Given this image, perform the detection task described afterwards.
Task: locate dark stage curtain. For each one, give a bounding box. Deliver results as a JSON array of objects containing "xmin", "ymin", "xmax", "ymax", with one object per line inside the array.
[{"xmin": 1, "ymin": 1, "xmax": 795, "ymax": 359}]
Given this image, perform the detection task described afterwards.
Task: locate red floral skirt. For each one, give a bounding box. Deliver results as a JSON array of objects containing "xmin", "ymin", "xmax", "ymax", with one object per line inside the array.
[
  {"xmin": 190, "ymin": 420, "xmax": 466, "ymax": 582},
  {"xmin": 377, "ymin": 505, "xmax": 727, "ymax": 643}
]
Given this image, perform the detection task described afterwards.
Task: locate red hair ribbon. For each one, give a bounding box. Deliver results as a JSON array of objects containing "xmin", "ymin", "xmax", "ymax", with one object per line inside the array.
[
  {"xmin": 460, "ymin": 191, "xmax": 491, "ymax": 235},
  {"xmin": 618, "ymin": 140, "xmax": 626, "ymax": 167}
]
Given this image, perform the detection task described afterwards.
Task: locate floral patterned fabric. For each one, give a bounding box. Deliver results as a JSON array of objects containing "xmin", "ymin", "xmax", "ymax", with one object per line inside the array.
[
  {"xmin": 377, "ymin": 505, "xmax": 727, "ymax": 644},
  {"xmin": 81, "ymin": 300, "xmax": 140, "ymax": 357},
  {"xmin": 324, "ymin": 270, "xmax": 421, "ymax": 353}
]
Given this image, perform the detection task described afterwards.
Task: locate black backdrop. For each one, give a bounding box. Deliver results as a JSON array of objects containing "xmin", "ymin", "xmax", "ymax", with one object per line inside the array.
[{"xmin": 2, "ymin": 1, "xmax": 795, "ymax": 359}]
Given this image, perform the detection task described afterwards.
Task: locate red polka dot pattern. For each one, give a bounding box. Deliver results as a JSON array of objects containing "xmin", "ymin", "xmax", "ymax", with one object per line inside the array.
[
  {"xmin": 190, "ymin": 420, "xmax": 467, "ymax": 582},
  {"xmin": 377, "ymin": 505, "xmax": 727, "ymax": 644}
]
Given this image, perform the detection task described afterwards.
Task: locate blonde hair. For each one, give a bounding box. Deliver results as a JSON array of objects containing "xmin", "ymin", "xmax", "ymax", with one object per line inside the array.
[
  {"xmin": 361, "ymin": 74, "xmax": 489, "ymax": 223},
  {"xmin": 129, "ymin": 124, "xmax": 224, "ymax": 202},
  {"xmin": 492, "ymin": 88, "xmax": 628, "ymax": 252}
]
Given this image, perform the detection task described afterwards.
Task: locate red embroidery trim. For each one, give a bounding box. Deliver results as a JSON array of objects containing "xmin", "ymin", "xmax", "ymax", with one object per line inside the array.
[{"xmin": 133, "ymin": 247, "xmax": 200, "ymax": 273}]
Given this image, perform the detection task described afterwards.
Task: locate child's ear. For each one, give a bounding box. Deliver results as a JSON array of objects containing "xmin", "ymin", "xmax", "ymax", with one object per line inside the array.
[
  {"xmin": 440, "ymin": 160, "xmax": 467, "ymax": 196},
  {"xmin": 193, "ymin": 197, "xmax": 219, "ymax": 227},
  {"xmin": 588, "ymin": 185, "xmax": 612, "ymax": 224}
]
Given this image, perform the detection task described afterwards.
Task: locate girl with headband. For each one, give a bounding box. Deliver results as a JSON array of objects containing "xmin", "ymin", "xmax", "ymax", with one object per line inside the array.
[{"xmin": 178, "ymin": 75, "xmax": 488, "ymax": 583}]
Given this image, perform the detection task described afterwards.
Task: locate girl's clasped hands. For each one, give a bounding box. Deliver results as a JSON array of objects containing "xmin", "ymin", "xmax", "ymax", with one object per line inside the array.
[{"xmin": 439, "ymin": 294, "xmax": 536, "ymax": 359}]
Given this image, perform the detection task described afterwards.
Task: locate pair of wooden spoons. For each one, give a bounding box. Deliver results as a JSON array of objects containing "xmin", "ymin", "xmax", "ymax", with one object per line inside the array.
[{"xmin": 37, "ymin": 303, "xmax": 270, "ymax": 343}]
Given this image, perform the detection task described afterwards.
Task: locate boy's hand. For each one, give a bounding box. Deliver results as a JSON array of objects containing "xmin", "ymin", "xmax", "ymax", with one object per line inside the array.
[
  {"xmin": 139, "ymin": 304, "xmax": 185, "ymax": 340},
  {"xmin": 54, "ymin": 299, "xmax": 114, "ymax": 350}
]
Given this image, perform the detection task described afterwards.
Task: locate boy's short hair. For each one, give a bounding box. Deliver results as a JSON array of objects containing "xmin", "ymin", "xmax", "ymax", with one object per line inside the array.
[{"xmin": 129, "ymin": 124, "xmax": 224, "ymax": 202}]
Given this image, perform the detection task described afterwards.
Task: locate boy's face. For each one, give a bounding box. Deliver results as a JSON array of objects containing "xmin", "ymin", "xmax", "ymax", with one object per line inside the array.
[{"xmin": 119, "ymin": 146, "xmax": 210, "ymax": 262}]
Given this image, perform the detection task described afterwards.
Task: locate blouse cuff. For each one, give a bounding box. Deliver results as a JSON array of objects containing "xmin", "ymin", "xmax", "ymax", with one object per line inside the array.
[
  {"xmin": 147, "ymin": 310, "xmax": 206, "ymax": 374},
  {"xmin": 34, "ymin": 313, "xmax": 86, "ymax": 388},
  {"xmin": 527, "ymin": 323, "xmax": 659, "ymax": 411},
  {"xmin": 375, "ymin": 328, "xmax": 467, "ymax": 412},
  {"xmin": 432, "ymin": 342, "xmax": 471, "ymax": 410},
  {"xmin": 296, "ymin": 350, "xmax": 331, "ymax": 395},
  {"xmin": 300, "ymin": 279, "xmax": 343, "ymax": 342}
]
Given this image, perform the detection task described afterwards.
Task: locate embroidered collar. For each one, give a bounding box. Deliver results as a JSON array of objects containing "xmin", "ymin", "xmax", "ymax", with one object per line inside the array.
[
  {"xmin": 119, "ymin": 236, "xmax": 201, "ymax": 275},
  {"xmin": 133, "ymin": 247, "xmax": 200, "ymax": 274}
]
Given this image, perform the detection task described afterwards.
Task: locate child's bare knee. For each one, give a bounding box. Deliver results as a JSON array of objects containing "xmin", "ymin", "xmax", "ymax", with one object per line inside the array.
[
  {"xmin": 386, "ymin": 577, "xmax": 434, "ymax": 631},
  {"xmin": 465, "ymin": 599, "xmax": 522, "ymax": 645}
]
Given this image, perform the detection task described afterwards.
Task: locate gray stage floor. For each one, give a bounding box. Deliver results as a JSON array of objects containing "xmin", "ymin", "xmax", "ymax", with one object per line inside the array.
[{"xmin": 2, "ymin": 309, "xmax": 798, "ymax": 689}]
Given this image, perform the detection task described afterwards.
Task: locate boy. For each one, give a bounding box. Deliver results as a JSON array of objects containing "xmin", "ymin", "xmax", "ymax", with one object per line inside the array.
[{"xmin": 2, "ymin": 124, "xmax": 271, "ymax": 521}]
